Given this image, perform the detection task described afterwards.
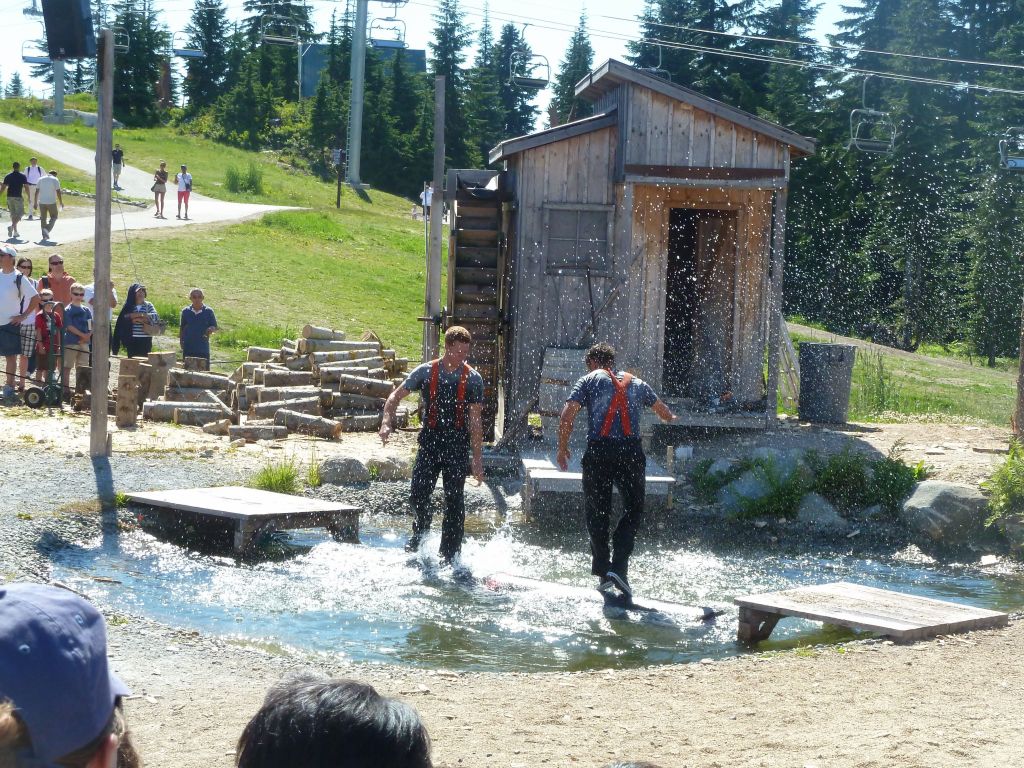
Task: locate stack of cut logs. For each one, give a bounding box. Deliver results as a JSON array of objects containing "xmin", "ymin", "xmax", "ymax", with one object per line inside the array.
[{"xmin": 134, "ymin": 325, "xmax": 410, "ymax": 442}]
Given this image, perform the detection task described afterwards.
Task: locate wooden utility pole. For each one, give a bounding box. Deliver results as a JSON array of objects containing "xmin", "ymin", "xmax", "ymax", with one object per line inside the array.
[
  {"xmin": 90, "ymin": 28, "xmax": 113, "ymax": 458},
  {"xmin": 423, "ymin": 75, "xmax": 445, "ymax": 364},
  {"xmin": 1015, "ymin": 296, "xmax": 1024, "ymax": 439}
]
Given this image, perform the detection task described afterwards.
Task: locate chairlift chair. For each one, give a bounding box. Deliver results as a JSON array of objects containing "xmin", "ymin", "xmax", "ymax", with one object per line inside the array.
[
  {"xmin": 847, "ymin": 77, "xmax": 895, "ymax": 154},
  {"xmin": 261, "ymin": 15, "xmax": 300, "ymax": 46},
  {"xmin": 112, "ymin": 27, "xmax": 130, "ymax": 53},
  {"xmin": 22, "ymin": 0, "xmax": 43, "ymax": 16},
  {"xmin": 998, "ymin": 127, "xmax": 1024, "ymax": 171},
  {"xmin": 21, "ymin": 40, "xmax": 50, "ymax": 65},
  {"xmin": 510, "ymin": 52, "xmax": 550, "ymax": 90},
  {"xmin": 637, "ymin": 44, "xmax": 671, "ymax": 82},
  {"xmin": 369, "ymin": 17, "xmax": 407, "ymax": 49},
  {"xmin": 171, "ymin": 32, "xmax": 205, "ymax": 59}
]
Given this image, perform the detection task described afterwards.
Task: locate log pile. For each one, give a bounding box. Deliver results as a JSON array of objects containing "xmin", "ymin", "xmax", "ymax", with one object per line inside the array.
[{"xmin": 137, "ymin": 324, "xmax": 411, "ymax": 442}]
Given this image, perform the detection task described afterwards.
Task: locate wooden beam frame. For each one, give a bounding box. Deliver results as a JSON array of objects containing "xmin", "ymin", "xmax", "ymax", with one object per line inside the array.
[
  {"xmin": 765, "ymin": 185, "xmax": 788, "ymax": 425},
  {"xmin": 623, "ymin": 174, "xmax": 786, "ymax": 189},
  {"xmin": 489, "ymin": 109, "xmax": 618, "ymax": 163},
  {"xmin": 625, "ymin": 164, "xmax": 785, "ymax": 180}
]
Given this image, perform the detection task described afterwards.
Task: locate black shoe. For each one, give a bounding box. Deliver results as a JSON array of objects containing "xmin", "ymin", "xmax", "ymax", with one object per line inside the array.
[
  {"xmin": 606, "ymin": 571, "xmax": 632, "ymax": 598},
  {"xmin": 404, "ymin": 535, "xmax": 421, "ymax": 553}
]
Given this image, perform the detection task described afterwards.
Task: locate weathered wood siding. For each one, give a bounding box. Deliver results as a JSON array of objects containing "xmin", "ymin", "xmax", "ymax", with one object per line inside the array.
[{"xmin": 623, "ymin": 85, "xmax": 784, "ymax": 169}]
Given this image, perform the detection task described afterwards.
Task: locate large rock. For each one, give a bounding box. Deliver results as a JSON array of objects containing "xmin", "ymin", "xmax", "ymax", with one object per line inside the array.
[
  {"xmin": 901, "ymin": 481, "xmax": 987, "ymax": 543},
  {"xmin": 796, "ymin": 492, "xmax": 848, "ymax": 531},
  {"xmin": 367, "ymin": 455, "xmax": 411, "ymax": 482},
  {"xmin": 717, "ymin": 470, "xmax": 771, "ymax": 516},
  {"xmin": 319, "ymin": 456, "xmax": 370, "ymax": 485},
  {"xmin": 995, "ymin": 515, "xmax": 1024, "ymax": 554}
]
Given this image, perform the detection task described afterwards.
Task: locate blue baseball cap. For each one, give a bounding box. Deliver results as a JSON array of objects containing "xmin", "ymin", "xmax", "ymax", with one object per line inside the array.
[{"xmin": 0, "ymin": 583, "xmax": 130, "ymax": 763}]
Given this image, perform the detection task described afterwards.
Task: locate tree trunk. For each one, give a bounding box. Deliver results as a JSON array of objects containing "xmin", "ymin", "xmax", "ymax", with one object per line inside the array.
[
  {"xmin": 143, "ymin": 401, "xmax": 224, "ymax": 421},
  {"xmin": 274, "ymin": 409, "xmax": 343, "ymax": 439},
  {"xmin": 302, "ymin": 324, "xmax": 346, "ymax": 341},
  {"xmin": 260, "ymin": 370, "xmax": 316, "ymax": 387},
  {"xmin": 115, "ymin": 376, "xmax": 138, "ymax": 428},
  {"xmin": 335, "ymin": 374, "xmax": 395, "ymax": 399},
  {"xmin": 246, "ymin": 347, "xmax": 278, "ymax": 363},
  {"xmin": 229, "ymin": 424, "xmax": 288, "ymax": 441},
  {"xmin": 248, "ymin": 396, "xmax": 321, "ymax": 420},
  {"xmin": 173, "ymin": 407, "xmax": 227, "ymax": 427},
  {"xmin": 168, "ymin": 369, "xmax": 232, "ymax": 390}
]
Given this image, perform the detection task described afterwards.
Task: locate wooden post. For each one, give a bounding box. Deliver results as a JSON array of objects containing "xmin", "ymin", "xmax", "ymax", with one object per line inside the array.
[
  {"xmin": 146, "ymin": 351, "xmax": 177, "ymax": 400},
  {"xmin": 115, "ymin": 376, "xmax": 138, "ymax": 428},
  {"xmin": 423, "ymin": 75, "xmax": 445, "ymax": 365},
  {"xmin": 1016, "ymin": 296, "xmax": 1024, "ymax": 439},
  {"xmin": 90, "ymin": 29, "xmax": 114, "ymax": 458},
  {"xmin": 765, "ymin": 184, "xmax": 788, "ymax": 426}
]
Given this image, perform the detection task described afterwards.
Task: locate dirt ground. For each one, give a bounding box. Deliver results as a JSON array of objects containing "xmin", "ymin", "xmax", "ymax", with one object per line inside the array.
[{"xmin": 3, "ymin": 410, "xmax": 1021, "ymax": 768}]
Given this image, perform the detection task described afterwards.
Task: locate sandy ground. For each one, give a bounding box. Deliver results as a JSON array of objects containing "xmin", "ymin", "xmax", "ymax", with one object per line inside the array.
[
  {"xmin": 2, "ymin": 409, "xmax": 1021, "ymax": 767},
  {"xmin": 0, "ymin": 122, "xmax": 294, "ymax": 251}
]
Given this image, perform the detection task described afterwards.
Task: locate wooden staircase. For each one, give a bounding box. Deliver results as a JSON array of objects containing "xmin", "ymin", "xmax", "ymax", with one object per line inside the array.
[{"xmin": 445, "ymin": 171, "xmax": 506, "ymax": 439}]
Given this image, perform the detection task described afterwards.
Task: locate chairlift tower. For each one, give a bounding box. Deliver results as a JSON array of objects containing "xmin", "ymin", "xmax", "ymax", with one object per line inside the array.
[
  {"xmin": 23, "ymin": 0, "xmax": 44, "ymax": 17},
  {"xmin": 260, "ymin": 15, "xmax": 313, "ymax": 101}
]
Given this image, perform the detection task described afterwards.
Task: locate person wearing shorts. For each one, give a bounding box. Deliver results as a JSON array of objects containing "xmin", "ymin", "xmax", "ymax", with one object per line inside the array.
[
  {"xmin": 62, "ymin": 282, "xmax": 92, "ymax": 396},
  {"xmin": 153, "ymin": 161, "xmax": 168, "ymax": 219},
  {"xmin": 0, "ymin": 162, "xmax": 29, "ymax": 240},
  {"xmin": 24, "ymin": 157, "xmax": 44, "ymax": 220},
  {"xmin": 36, "ymin": 170, "xmax": 63, "ymax": 243},
  {"xmin": 175, "ymin": 164, "xmax": 192, "ymax": 220},
  {"xmin": 0, "ymin": 245, "xmax": 38, "ymax": 398}
]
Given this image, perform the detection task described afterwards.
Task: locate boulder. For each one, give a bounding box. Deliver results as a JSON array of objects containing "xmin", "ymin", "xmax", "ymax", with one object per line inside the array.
[
  {"xmin": 901, "ymin": 481, "xmax": 987, "ymax": 543},
  {"xmin": 367, "ymin": 455, "xmax": 411, "ymax": 482},
  {"xmin": 717, "ymin": 470, "xmax": 771, "ymax": 516},
  {"xmin": 320, "ymin": 456, "xmax": 371, "ymax": 485},
  {"xmin": 796, "ymin": 492, "xmax": 848, "ymax": 531},
  {"xmin": 995, "ymin": 515, "xmax": 1024, "ymax": 555}
]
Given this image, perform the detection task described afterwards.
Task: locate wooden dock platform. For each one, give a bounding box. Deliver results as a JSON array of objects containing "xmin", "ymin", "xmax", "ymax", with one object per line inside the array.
[
  {"xmin": 521, "ymin": 454, "xmax": 674, "ymax": 515},
  {"xmin": 735, "ymin": 581, "xmax": 1008, "ymax": 643},
  {"xmin": 127, "ymin": 486, "xmax": 360, "ymax": 555}
]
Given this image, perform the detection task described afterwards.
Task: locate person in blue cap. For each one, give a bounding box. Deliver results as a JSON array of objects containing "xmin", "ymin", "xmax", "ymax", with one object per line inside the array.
[{"xmin": 0, "ymin": 583, "xmax": 138, "ymax": 768}]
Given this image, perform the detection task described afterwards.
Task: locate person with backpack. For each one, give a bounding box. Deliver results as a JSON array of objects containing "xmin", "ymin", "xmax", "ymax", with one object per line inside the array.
[
  {"xmin": 556, "ymin": 342, "xmax": 677, "ymax": 599},
  {"xmin": 0, "ymin": 245, "xmax": 39, "ymax": 398},
  {"xmin": 379, "ymin": 326, "xmax": 485, "ymax": 566}
]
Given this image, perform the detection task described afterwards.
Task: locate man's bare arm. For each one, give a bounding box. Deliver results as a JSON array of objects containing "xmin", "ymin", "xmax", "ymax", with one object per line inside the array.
[
  {"xmin": 379, "ymin": 386, "xmax": 411, "ymax": 444},
  {"xmin": 469, "ymin": 403, "xmax": 484, "ymax": 482},
  {"xmin": 556, "ymin": 401, "xmax": 582, "ymax": 471},
  {"xmin": 652, "ymin": 399, "xmax": 677, "ymax": 422}
]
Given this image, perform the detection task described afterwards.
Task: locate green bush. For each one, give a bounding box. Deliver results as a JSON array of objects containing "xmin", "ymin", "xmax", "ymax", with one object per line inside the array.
[
  {"xmin": 734, "ymin": 462, "xmax": 809, "ymax": 520},
  {"xmin": 250, "ymin": 459, "xmax": 300, "ymax": 495},
  {"xmin": 869, "ymin": 443, "xmax": 928, "ymax": 516},
  {"xmin": 809, "ymin": 447, "xmax": 872, "ymax": 511},
  {"xmin": 224, "ymin": 164, "xmax": 242, "ymax": 193},
  {"xmin": 224, "ymin": 162, "xmax": 265, "ymax": 194},
  {"xmin": 983, "ymin": 439, "xmax": 1024, "ymax": 526}
]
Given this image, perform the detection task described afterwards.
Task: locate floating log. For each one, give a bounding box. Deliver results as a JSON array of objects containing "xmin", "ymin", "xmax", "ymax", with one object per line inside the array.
[
  {"xmin": 311, "ymin": 350, "xmax": 384, "ymax": 365},
  {"xmin": 169, "ymin": 369, "xmax": 232, "ymax": 390},
  {"xmin": 164, "ymin": 387, "xmax": 229, "ymax": 404},
  {"xmin": 302, "ymin": 324, "xmax": 346, "ymax": 341},
  {"xmin": 183, "ymin": 356, "xmax": 209, "ymax": 371},
  {"xmin": 146, "ymin": 352, "xmax": 178, "ymax": 400},
  {"xmin": 335, "ymin": 374, "xmax": 395, "ymax": 399},
  {"xmin": 248, "ymin": 396, "xmax": 321, "ymax": 420},
  {"xmin": 143, "ymin": 401, "xmax": 224, "ymax": 422},
  {"xmin": 261, "ymin": 370, "xmax": 316, "ymax": 388},
  {"xmin": 246, "ymin": 347, "xmax": 278, "ymax": 363},
  {"xmin": 173, "ymin": 407, "xmax": 226, "ymax": 427},
  {"xmin": 274, "ymin": 409, "xmax": 342, "ymax": 439},
  {"xmin": 298, "ymin": 338, "xmax": 381, "ymax": 355},
  {"xmin": 116, "ymin": 376, "xmax": 138, "ymax": 428},
  {"xmin": 258, "ymin": 386, "xmax": 334, "ymax": 407},
  {"xmin": 229, "ymin": 424, "xmax": 288, "ymax": 441}
]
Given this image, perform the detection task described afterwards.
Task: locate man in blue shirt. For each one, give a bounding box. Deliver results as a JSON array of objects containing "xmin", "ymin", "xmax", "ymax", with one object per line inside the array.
[
  {"xmin": 557, "ymin": 342, "xmax": 677, "ymax": 598},
  {"xmin": 380, "ymin": 326, "xmax": 485, "ymax": 565},
  {"xmin": 179, "ymin": 288, "xmax": 218, "ymax": 367}
]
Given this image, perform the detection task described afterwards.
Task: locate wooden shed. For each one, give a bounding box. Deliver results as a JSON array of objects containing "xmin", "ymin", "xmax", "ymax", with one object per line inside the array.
[{"xmin": 444, "ymin": 59, "xmax": 815, "ymax": 445}]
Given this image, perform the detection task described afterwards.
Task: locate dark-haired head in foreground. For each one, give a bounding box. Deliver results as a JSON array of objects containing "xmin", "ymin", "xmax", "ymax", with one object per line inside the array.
[{"xmin": 236, "ymin": 676, "xmax": 432, "ymax": 768}]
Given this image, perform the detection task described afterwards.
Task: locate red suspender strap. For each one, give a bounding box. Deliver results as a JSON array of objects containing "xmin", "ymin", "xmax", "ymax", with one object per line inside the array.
[
  {"xmin": 427, "ymin": 360, "xmax": 470, "ymax": 430},
  {"xmin": 599, "ymin": 369, "xmax": 633, "ymax": 438},
  {"xmin": 427, "ymin": 359, "xmax": 440, "ymax": 429},
  {"xmin": 455, "ymin": 363, "xmax": 469, "ymax": 430}
]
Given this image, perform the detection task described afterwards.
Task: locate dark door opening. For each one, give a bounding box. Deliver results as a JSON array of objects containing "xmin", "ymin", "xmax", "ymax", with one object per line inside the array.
[{"xmin": 663, "ymin": 208, "xmax": 737, "ymax": 402}]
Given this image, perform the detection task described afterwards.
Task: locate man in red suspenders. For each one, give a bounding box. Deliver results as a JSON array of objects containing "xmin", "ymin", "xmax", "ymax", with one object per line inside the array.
[
  {"xmin": 556, "ymin": 343, "xmax": 677, "ymax": 597},
  {"xmin": 380, "ymin": 326, "xmax": 485, "ymax": 564}
]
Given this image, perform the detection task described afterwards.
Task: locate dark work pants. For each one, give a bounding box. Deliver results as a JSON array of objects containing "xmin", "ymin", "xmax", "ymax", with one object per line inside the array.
[
  {"xmin": 581, "ymin": 438, "xmax": 646, "ymax": 578},
  {"xmin": 410, "ymin": 428, "xmax": 470, "ymax": 562},
  {"xmin": 125, "ymin": 337, "xmax": 152, "ymax": 358}
]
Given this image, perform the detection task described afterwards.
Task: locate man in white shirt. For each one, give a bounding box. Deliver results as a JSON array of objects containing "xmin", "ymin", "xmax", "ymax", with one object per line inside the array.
[
  {"xmin": 84, "ymin": 281, "xmax": 118, "ymax": 322},
  {"xmin": 0, "ymin": 245, "xmax": 39, "ymax": 398},
  {"xmin": 175, "ymin": 164, "xmax": 193, "ymax": 220},
  {"xmin": 419, "ymin": 182, "xmax": 432, "ymax": 220},
  {"xmin": 35, "ymin": 170, "xmax": 63, "ymax": 243},
  {"xmin": 23, "ymin": 158, "xmax": 44, "ymax": 221}
]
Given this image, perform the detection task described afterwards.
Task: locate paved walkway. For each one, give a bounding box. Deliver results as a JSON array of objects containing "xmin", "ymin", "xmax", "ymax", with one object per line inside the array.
[{"xmin": 0, "ymin": 122, "xmax": 293, "ymax": 251}]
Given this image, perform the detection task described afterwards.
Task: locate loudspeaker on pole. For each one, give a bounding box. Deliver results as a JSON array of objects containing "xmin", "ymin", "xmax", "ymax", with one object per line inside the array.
[{"xmin": 42, "ymin": 0, "xmax": 96, "ymax": 60}]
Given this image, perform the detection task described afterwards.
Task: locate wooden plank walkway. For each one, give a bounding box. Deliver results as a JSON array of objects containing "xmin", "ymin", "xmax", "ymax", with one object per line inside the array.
[
  {"xmin": 521, "ymin": 453, "xmax": 674, "ymax": 515},
  {"xmin": 127, "ymin": 486, "xmax": 360, "ymax": 555},
  {"xmin": 735, "ymin": 581, "xmax": 1008, "ymax": 643}
]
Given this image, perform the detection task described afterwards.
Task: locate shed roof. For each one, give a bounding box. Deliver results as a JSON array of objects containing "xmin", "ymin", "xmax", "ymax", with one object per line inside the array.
[
  {"xmin": 488, "ymin": 108, "xmax": 617, "ymax": 164},
  {"xmin": 576, "ymin": 59, "xmax": 816, "ymax": 157}
]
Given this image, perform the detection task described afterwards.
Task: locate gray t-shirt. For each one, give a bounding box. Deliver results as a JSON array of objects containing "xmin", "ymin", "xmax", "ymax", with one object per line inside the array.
[
  {"xmin": 568, "ymin": 369, "xmax": 658, "ymax": 441},
  {"xmin": 403, "ymin": 361, "xmax": 484, "ymax": 430}
]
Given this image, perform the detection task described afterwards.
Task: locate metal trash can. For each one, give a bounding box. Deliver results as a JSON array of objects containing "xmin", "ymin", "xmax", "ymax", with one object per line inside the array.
[{"xmin": 797, "ymin": 343, "xmax": 856, "ymax": 423}]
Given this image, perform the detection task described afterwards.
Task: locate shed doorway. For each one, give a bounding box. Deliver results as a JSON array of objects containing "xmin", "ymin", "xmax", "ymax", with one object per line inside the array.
[{"xmin": 663, "ymin": 208, "xmax": 738, "ymax": 402}]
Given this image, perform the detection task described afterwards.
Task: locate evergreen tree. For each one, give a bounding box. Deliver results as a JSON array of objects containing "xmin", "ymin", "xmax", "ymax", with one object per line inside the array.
[
  {"xmin": 360, "ymin": 52, "xmax": 403, "ymax": 193},
  {"xmin": 309, "ymin": 71, "xmax": 345, "ymax": 155},
  {"xmin": 5, "ymin": 73, "xmax": 25, "ymax": 99},
  {"xmin": 429, "ymin": 0, "xmax": 478, "ymax": 168},
  {"xmin": 465, "ymin": 7, "xmax": 504, "ymax": 163},
  {"xmin": 389, "ymin": 47, "xmax": 420, "ymax": 135},
  {"xmin": 111, "ymin": 0, "xmax": 170, "ymax": 127},
  {"xmin": 242, "ymin": 0, "xmax": 316, "ymax": 101},
  {"xmin": 214, "ymin": 55, "xmax": 277, "ymax": 149},
  {"xmin": 551, "ymin": 12, "xmax": 594, "ymax": 125},
  {"xmin": 182, "ymin": 0, "xmax": 230, "ymax": 112},
  {"xmin": 221, "ymin": 23, "xmax": 248, "ymax": 93},
  {"xmin": 324, "ymin": 7, "xmax": 352, "ymax": 87},
  {"xmin": 494, "ymin": 23, "xmax": 540, "ymax": 138}
]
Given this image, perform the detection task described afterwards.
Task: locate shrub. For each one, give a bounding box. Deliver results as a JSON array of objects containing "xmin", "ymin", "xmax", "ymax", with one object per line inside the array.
[
  {"xmin": 868, "ymin": 442, "xmax": 928, "ymax": 516},
  {"xmin": 224, "ymin": 161, "xmax": 265, "ymax": 195},
  {"xmin": 250, "ymin": 459, "xmax": 300, "ymax": 495},
  {"xmin": 857, "ymin": 351, "xmax": 902, "ymax": 414},
  {"xmin": 983, "ymin": 439, "xmax": 1024, "ymax": 526},
  {"xmin": 733, "ymin": 461, "xmax": 809, "ymax": 520},
  {"xmin": 225, "ymin": 164, "xmax": 242, "ymax": 193},
  {"xmin": 809, "ymin": 447, "xmax": 872, "ymax": 511}
]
